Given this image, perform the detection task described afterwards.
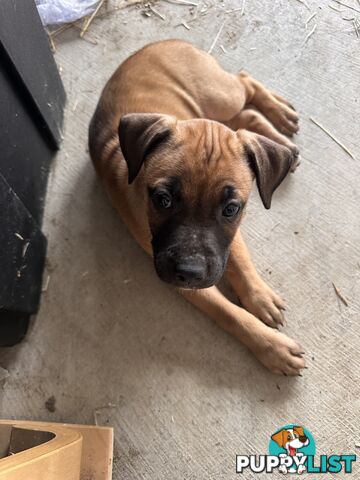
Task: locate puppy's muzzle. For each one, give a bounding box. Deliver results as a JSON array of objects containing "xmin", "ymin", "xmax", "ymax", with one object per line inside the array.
[
  {"xmin": 154, "ymin": 250, "xmax": 222, "ymax": 289},
  {"xmin": 151, "ymin": 222, "xmax": 229, "ymax": 289}
]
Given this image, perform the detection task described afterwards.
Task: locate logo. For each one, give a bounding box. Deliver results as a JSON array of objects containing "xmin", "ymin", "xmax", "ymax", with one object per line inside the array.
[{"xmin": 236, "ymin": 424, "xmax": 356, "ymax": 475}]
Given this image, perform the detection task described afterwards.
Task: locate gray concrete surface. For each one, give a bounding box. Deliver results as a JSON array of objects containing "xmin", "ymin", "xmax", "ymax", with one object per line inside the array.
[{"xmin": 1, "ymin": 0, "xmax": 360, "ymax": 478}]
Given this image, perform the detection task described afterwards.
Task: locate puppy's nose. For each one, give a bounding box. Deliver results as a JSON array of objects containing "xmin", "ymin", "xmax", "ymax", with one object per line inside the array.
[
  {"xmin": 299, "ymin": 436, "xmax": 307, "ymax": 443},
  {"xmin": 175, "ymin": 263, "xmax": 205, "ymax": 283}
]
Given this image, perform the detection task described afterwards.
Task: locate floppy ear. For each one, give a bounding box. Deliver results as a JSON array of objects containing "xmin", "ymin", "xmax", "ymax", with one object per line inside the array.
[
  {"xmin": 119, "ymin": 113, "xmax": 174, "ymax": 184},
  {"xmin": 271, "ymin": 429, "xmax": 287, "ymax": 447},
  {"xmin": 238, "ymin": 130, "xmax": 299, "ymax": 209},
  {"xmin": 293, "ymin": 426, "xmax": 305, "ymax": 437}
]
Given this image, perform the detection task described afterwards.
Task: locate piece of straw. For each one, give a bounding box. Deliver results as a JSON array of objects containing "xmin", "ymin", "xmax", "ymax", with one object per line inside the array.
[
  {"xmin": 241, "ymin": 0, "xmax": 246, "ymax": 16},
  {"xmin": 42, "ymin": 275, "xmax": 51, "ymax": 293},
  {"xmin": 354, "ymin": 18, "xmax": 360, "ymax": 36},
  {"xmin": 45, "ymin": 28, "xmax": 56, "ymax": 52},
  {"xmin": 328, "ymin": 3, "xmax": 343, "ymax": 12},
  {"xmin": 224, "ymin": 7, "xmax": 244, "ymax": 13},
  {"xmin": 162, "ymin": 0, "xmax": 198, "ymax": 6},
  {"xmin": 332, "ymin": 0, "xmax": 360, "ymax": 13},
  {"xmin": 303, "ymin": 23, "xmax": 317, "ymax": 44},
  {"xmin": 332, "ymin": 282, "xmax": 349, "ymax": 306},
  {"xmin": 22, "ymin": 241, "xmax": 30, "ymax": 258},
  {"xmin": 305, "ymin": 11, "xmax": 317, "ymax": 25},
  {"xmin": 149, "ymin": 5, "xmax": 166, "ymax": 20},
  {"xmin": 208, "ymin": 20, "xmax": 226, "ymax": 54},
  {"xmin": 80, "ymin": 0, "xmax": 106, "ymax": 38},
  {"xmin": 309, "ymin": 117, "xmax": 355, "ymax": 159},
  {"xmin": 294, "ymin": 0, "xmax": 311, "ymax": 11}
]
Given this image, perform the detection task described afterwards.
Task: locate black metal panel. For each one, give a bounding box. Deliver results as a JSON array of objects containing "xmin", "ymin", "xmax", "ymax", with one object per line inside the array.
[
  {"xmin": 0, "ymin": 173, "xmax": 47, "ymax": 314},
  {"xmin": 0, "ymin": 0, "xmax": 66, "ymax": 149},
  {"xmin": 0, "ymin": 1, "xmax": 66, "ymax": 344},
  {"xmin": 0, "ymin": 65, "xmax": 54, "ymax": 225}
]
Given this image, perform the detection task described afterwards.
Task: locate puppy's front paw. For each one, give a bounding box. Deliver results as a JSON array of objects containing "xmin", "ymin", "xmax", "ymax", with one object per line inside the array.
[
  {"xmin": 251, "ymin": 326, "xmax": 306, "ymax": 375},
  {"xmin": 240, "ymin": 281, "xmax": 286, "ymax": 328}
]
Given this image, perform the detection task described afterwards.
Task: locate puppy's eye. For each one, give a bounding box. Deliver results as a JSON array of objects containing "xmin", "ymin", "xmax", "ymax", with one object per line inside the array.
[
  {"xmin": 154, "ymin": 192, "xmax": 172, "ymax": 209},
  {"xmin": 222, "ymin": 202, "xmax": 240, "ymax": 217}
]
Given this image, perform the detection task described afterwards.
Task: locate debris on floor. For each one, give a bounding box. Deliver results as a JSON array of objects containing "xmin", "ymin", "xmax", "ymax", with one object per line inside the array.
[
  {"xmin": 0, "ymin": 367, "xmax": 9, "ymax": 384},
  {"xmin": 45, "ymin": 395, "xmax": 57, "ymax": 413},
  {"xmin": 293, "ymin": 0, "xmax": 311, "ymax": 11},
  {"xmin": 208, "ymin": 20, "xmax": 227, "ymax": 54},
  {"xmin": 45, "ymin": 0, "xmax": 150, "ymax": 51},
  {"xmin": 42, "ymin": 275, "xmax": 51, "ymax": 293},
  {"xmin": 327, "ymin": 0, "xmax": 360, "ymax": 38},
  {"xmin": 332, "ymin": 282, "xmax": 349, "ymax": 307},
  {"xmin": 302, "ymin": 22, "xmax": 317, "ymax": 45},
  {"xmin": 36, "ymin": 0, "xmax": 100, "ymax": 25},
  {"xmin": 93, "ymin": 403, "xmax": 118, "ymax": 425},
  {"xmin": 310, "ymin": 117, "xmax": 355, "ymax": 159}
]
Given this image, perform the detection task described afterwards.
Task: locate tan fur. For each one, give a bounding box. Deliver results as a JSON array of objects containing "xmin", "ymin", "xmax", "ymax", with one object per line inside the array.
[{"xmin": 89, "ymin": 40, "xmax": 305, "ymax": 375}]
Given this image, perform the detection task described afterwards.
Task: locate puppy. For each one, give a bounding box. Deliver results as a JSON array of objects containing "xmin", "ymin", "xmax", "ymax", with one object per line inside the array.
[{"xmin": 89, "ymin": 40, "xmax": 305, "ymax": 375}]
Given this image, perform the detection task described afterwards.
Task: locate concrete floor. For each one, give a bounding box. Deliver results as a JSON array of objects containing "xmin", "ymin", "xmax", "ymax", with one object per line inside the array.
[{"xmin": 1, "ymin": 0, "xmax": 360, "ymax": 478}]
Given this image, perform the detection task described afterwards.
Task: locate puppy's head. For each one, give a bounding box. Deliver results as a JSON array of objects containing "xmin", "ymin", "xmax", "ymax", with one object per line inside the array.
[
  {"xmin": 271, "ymin": 427, "xmax": 308, "ymax": 450},
  {"xmin": 119, "ymin": 113, "xmax": 297, "ymax": 289}
]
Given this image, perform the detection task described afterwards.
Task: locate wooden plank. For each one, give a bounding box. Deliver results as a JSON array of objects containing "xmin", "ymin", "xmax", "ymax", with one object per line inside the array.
[
  {"xmin": 0, "ymin": 421, "xmax": 113, "ymax": 480},
  {"xmin": 65, "ymin": 424, "xmax": 114, "ymax": 480},
  {"xmin": 0, "ymin": 422, "xmax": 82, "ymax": 480}
]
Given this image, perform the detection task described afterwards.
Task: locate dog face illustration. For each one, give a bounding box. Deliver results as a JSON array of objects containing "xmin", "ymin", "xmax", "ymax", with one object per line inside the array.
[{"xmin": 271, "ymin": 426, "xmax": 309, "ymax": 456}]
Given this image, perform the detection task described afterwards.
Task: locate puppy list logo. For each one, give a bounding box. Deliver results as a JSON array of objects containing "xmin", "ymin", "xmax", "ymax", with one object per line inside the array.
[{"xmin": 236, "ymin": 424, "xmax": 356, "ymax": 475}]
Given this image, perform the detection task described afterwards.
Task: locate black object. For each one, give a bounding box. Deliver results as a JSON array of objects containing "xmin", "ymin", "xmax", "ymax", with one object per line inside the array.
[{"xmin": 0, "ymin": 1, "xmax": 66, "ymax": 345}]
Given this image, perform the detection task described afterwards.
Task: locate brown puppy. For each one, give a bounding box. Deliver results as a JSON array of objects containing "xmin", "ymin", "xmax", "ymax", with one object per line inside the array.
[{"xmin": 89, "ymin": 40, "xmax": 305, "ymax": 375}]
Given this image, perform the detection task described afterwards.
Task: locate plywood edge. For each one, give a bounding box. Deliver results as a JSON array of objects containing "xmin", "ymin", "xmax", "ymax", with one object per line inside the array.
[
  {"xmin": 0, "ymin": 420, "xmax": 114, "ymax": 480},
  {"xmin": 0, "ymin": 420, "xmax": 82, "ymax": 476}
]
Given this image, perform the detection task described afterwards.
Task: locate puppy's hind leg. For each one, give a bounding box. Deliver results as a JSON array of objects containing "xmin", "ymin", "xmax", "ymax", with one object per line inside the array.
[
  {"xmin": 225, "ymin": 108, "xmax": 296, "ymax": 150},
  {"xmin": 238, "ymin": 71, "xmax": 299, "ymax": 137}
]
